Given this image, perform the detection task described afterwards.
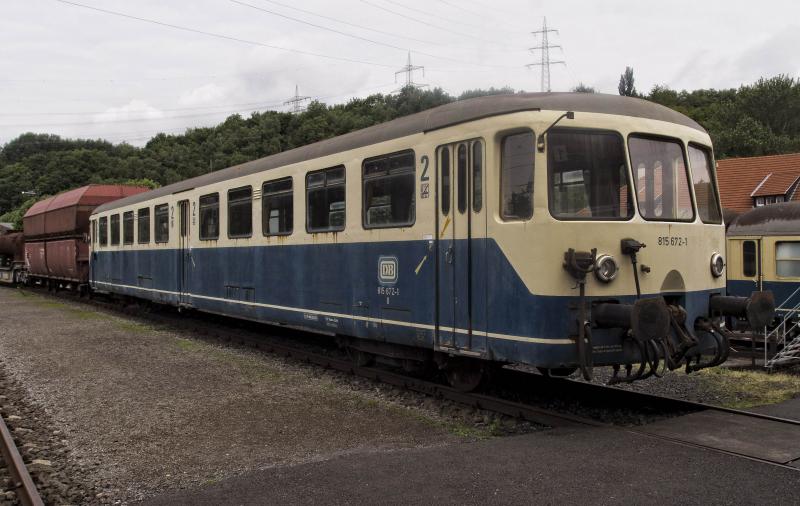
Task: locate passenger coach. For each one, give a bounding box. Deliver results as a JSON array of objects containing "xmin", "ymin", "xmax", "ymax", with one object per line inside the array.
[{"xmin": 90, "ymin": 93, "xmax": 773, "ymax": 389}]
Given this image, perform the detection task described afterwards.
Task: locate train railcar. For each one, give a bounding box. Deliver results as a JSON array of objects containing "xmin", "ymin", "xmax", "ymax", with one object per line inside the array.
[
  {"xmin": 23, "ymin": 184, "xmax": 148, "ymax": 291},
  {"xmin": 0, "ymin": 232, "xmax": 25, "ymax": 284},
  {"xmin": 727, "ymin": 202, "xmax": 800, "ymax": 325},
  {"xmin": 89, "ymin": 93, "xmax": 773, "ymax": 389}
]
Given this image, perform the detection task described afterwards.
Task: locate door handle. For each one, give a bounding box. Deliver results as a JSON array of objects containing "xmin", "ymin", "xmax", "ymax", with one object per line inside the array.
[{"xmin": 445, "ymin": 246, "xmax": 454, "ymax": 265}]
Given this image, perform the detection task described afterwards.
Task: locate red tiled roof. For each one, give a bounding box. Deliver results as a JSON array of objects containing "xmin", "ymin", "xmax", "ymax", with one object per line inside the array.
[
  {"xmin": 750, "ymin": 172, "xmax": 800, "ymax": 197},
  {"xmin": 716, "ymin": 153, "xmax": 800, "ymax": 212}
]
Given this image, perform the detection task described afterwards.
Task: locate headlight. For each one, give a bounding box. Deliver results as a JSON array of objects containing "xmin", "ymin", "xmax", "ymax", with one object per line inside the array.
[
  {"xmin": 710, "ymin": 252, "xmax": 725, "ymax": 277},
  {"xmin": 594, "ymin": 254, "xmax": 619, "ymax": 283}
]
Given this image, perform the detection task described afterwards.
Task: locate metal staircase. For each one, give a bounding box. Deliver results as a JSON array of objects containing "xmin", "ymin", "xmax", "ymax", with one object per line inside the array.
[{"xmin": 765, "ymin": 286, "xmax": 800, "ymax": 370}]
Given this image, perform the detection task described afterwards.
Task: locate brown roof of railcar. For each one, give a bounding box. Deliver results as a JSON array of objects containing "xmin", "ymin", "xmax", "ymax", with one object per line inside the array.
[
  {"xmin": 23, "ymin": 185, "xmax": 148, "ymax": 238},
  {"xmin": 727, "ymin": 202, "xmax": 800, "ymax": 237},
  {"xmin": 94, "ymin": 92, "xmax": 705, "ymax": 214}
]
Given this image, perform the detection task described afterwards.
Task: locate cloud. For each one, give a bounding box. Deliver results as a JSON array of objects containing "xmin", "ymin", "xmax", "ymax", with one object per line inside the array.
[
  {"xmin": 178, "ymin": 83, "xmax": 228, "ymax": 106},
  {"xmin": 93, "ymin": 99, "xmax": 164, "ymax": 123}
]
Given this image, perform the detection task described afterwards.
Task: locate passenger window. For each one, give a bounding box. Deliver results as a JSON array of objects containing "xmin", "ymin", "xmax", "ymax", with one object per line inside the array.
[
  {"xmin": 228, "ymin": 187, "xmax": 253, "ymax": 238},
  {"xmin": 688, "ymin": 145, "xmax": 722, "ymax": 224},
  {"xmin": 91, "ymin": 220, "xmax": 96, "ymax": 245},
  {"xmin": 199, "ymin": 193, "xmax": 220, "ymax": 240},
  {"xmin": 472, "ymin": 140, "xmax": 483, "ymax": 213},
  {"xmin": 501, "ymin": 131, "xmax": 535, "ymax": 220},
  {"xmin": 629, "ymin": 136, "xmax": 694, "ymax": 221},
  {"xmin": 123, "ymin": 211, "xmax": 134, "ymax": 245},
  {"xmin": 776, "ymin": 242, "xmax": 800, "ymax": 277},
  {"xmin": 154, "ymin": 204, "xmax": 169, "ymax": 243},
  {"xmin": 548, "ymin": 130, "xmax": 632, "ymax": 220},
  {"xmin": 263, "ymin": 178, "xmax": 293, "ymax": 236},
  {"xmin": 98, "ymin": 217, "xmax": 108, "ymax": 246},
  {"xmin": 743, "ymin": 241, "xmax": 757, "ymax": 277},
  {"xmin": 440, "ymin": 147, "xmax": 451, "ymax": 216},
  {"xmin": 137, "ymin": 208, "xmax": 150, "ymax": 244},
  {"xmin": 110, "ymin": 214, "xmax": 120, "ymax": 245},
  {"xmin": 307, "ymin": 166, "xmax": 346, "ymax": 232},
  {"xmin": 362, "ymin": 151, "xmax": 415, "ymax": 228},
  {"xmin": 457, "ymin": 144, "xmax": 468, "ymax": 214}
]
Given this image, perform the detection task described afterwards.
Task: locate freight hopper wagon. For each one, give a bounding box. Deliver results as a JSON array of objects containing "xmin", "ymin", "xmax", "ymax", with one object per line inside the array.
[
  {"xmin": 0, "ymin": 232, "xmax": 25, "ymax": 284},
  {"xmin": 23, "ymin": 185, "xmax": 147, "ymax": 292}
]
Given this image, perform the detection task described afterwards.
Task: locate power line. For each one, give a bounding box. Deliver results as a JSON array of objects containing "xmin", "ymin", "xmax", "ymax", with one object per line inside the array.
[
  {"xmin": 526, "ymin": 17, "xmax": 565, "ymax": 92},
  {"xmin": 256, "ymin": 0, "xmax": 440, "ymax": 46},
  {"xmin": 359, "ymin": 0, "xmax": 525, "ymax": 51},
  {"xmin": 231, "ymin": 0, "xmax": 522, "ymax": 69},
  {"xmin": 53, "ymin": 0, "xmax": 396, "ymax": 69}
]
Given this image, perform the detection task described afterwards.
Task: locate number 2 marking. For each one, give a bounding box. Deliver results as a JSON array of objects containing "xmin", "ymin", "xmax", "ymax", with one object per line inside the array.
[{"xmin": 421, "ymin": 155, "xmax": 429, "ymax": 181}]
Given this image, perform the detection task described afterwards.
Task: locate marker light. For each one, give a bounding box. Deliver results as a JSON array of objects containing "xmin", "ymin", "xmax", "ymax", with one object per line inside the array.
[
  {"xmin": 710, "ymin": 252, "xmax": 725, "ymax": 278},
  {"xmin": 595, "ymin": 254, "xmax": 619, "ymax": 283}
]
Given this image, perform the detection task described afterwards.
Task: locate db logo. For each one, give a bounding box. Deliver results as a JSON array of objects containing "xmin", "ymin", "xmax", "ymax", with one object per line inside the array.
[{"xmin": 378, "ymin": 256, "xmax": 398, "ymax": 285}]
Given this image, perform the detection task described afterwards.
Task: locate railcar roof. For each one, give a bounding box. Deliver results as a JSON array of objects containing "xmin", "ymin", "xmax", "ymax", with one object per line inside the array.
[
  {"xmin": 95, "ymin": 92, "xmax": 705, "ymax": 214},
  {"xmin": 727, "ymin": 202, "xmax": 800, "ymax": 236}
]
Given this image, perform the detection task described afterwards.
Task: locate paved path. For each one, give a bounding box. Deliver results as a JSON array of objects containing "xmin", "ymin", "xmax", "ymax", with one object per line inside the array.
[{"xmin": 145, "ymin": 425, "xmax": 800, "ymax": 505}]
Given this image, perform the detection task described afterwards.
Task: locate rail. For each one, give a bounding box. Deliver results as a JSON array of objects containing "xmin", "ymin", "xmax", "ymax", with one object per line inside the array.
[{"xmin": 0, "ymin": 412, "xmax": 44, "ymax": 506}]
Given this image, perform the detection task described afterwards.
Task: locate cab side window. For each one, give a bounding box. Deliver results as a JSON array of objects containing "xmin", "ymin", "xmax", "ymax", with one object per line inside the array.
[{"xmin": 500, "ymin": 131, "xmax": 535, "ymax": 220}]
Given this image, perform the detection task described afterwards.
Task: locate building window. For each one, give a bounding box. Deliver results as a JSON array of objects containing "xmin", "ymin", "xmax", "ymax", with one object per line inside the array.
[
  {"xmin": 199, "ymin": 193, "xmax": 220, "ymax": 240},
  {"xmin": 307, "ymin": 166, "xmax": 346, "ymax": 232},
  {"xmin": 228, "ymin": 187, "xmax": 253, "ymax": 238},
  {"xmin": 755, "ymin": 196, "xmax": 765, "ymax": 207},
  {"xmin": 776, "ymin": 242, "xmax": 800, "ymax": 277},
  {"xmin": 547, "ymin": 129, "xmax": 632, "ymax": 220},
  {"xmin": 363, "ymin": 151, "xmax": 415, "ymax": 228},
  {"xmin": 687, "ymin": 144, "xmax": 722, "ymax": 224},
  {"xmin": 138, "ymin": 208, "xmax": 150, "ymax": 244},
  {"xmin": 629, "ymin": 135, "xmax": 694, "ymax": 221},
  {"xmin": 263, "ymin": 178, "xmax": 293, "ymax": 236},
  {"xmin": 110, "ymin": 214, "xmax": 120, "ymax": 245},
  {"xmin": 743, "ymin": 241, "xmax": 757, "ymax": 277},
  {"xmin": 154, "ymin": 204, "xmax": 169, "ymax": 243},
  {"xmin": 123, "ymin": 211, "xmax": 134, "ymax": 245},
  {"xmin": 98, "ymin": 217, "xmax": 107, "ymax": 246},
  {"xmin": 501, "ymin": 131, "xmax": 535, "ymax": 220}
]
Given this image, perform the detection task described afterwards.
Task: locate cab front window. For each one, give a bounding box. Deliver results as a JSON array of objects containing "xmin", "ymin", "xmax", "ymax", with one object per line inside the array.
[
  {"xmin": 547, "ymin": 129, "xmax": 632, "ymax": 220},
  {"xmin": 629, "ymin": 135, "xmax": 694, "ymax": 222}
]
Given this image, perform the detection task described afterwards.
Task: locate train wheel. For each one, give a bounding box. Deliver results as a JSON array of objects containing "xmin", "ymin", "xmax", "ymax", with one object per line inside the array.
[
  {"xmin": 537, "ymin": 367, "xmax": 578, "ymax": 378},
  {"xmin": 444, "ymin": 357, "xmax": 485, "ymax": 392},
  {"xmin": 346, "ymin": 346, "xmax": 375, "ymax": 368}
]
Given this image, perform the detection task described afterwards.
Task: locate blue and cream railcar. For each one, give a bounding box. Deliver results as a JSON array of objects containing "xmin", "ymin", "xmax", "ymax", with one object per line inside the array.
[
  {"xmin": 89, "ymin": 93, "xmax": 772, "ymax": 388},
  {"xmin": 727, "ymin": 203, "xmax": 800, "ymax": 322}
]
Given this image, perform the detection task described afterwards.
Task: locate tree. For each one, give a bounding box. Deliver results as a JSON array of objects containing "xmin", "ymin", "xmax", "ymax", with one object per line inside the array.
[
  {"xmin": 618, "ymin": 67, "xmax": 638, "ymax": 97},
  {"xmin": 571, "ymin": 83, "xmax": 596, "ymax": 93}
]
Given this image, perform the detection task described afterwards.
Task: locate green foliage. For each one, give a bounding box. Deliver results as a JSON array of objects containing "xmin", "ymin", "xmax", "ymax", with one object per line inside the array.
[
  {"xmin": 0, "ymin": 195, "xmax": 48, "ymax": 229},
  {"xmin": 571, "ymin": 83, "xmax": 596, "ymax": 93},
  {"xmin": 2, "ymin": 79, "xmax": 800, "ymax": 218},
  {"xmin": 618, "ymin": 67, "xmax": 638, "ymax": 97},
  {"xmin": 645, "ymin": 75, "xmax": 800, "ymax": 158}
]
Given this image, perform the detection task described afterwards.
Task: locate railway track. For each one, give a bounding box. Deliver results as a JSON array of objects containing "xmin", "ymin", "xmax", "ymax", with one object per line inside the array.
[
  {"xmin": 13, "ymin": 285, "xmax": 800, "ymax": 473},
  {"xmin": 0, "ymin": 410, "xmax": 44, "ymax": 506}
]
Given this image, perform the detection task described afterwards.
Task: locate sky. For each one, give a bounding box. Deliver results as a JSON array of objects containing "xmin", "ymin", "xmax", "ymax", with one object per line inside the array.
[{"xmin": 1, "ymin": 0, "xmax": 798, "ymax": 146}]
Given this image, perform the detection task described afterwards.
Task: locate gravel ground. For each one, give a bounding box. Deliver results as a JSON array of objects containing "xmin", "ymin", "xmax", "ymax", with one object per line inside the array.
[
  {"xmin": 0, "ymin": 365, "xmax": 98, "ymax": 504},
  {"xmin": 0, "ymin": 287, "xmax": 539, "ymax": 504}
]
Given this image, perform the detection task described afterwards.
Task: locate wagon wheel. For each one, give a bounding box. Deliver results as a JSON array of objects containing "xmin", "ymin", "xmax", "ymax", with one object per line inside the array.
[{"xmin": 444, "ymin": 358, "xmax": 485, "ymax": 392}]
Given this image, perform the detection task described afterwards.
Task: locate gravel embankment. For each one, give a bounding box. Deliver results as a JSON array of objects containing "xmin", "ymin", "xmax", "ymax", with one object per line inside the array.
[
  {"xmin": 0, "ymin": 288, "xmax": 540, "ymax": 504},
  {"xmin": 0, "ymin": 364, "xmax": 100, "ymax": 505}
]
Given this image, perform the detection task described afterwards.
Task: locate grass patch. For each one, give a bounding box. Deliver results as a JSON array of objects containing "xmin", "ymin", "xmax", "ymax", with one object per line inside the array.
[
  {"xmin": 174, "ymin": 338, "xmax": 203, "ymax": 352},
  {"xmin": 115, "ymin": 320, "xmax": 150, "ymax": 333},
  {"xmin": 698, "ymin": 367, "xmax": 800, "ymax": 409}
]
